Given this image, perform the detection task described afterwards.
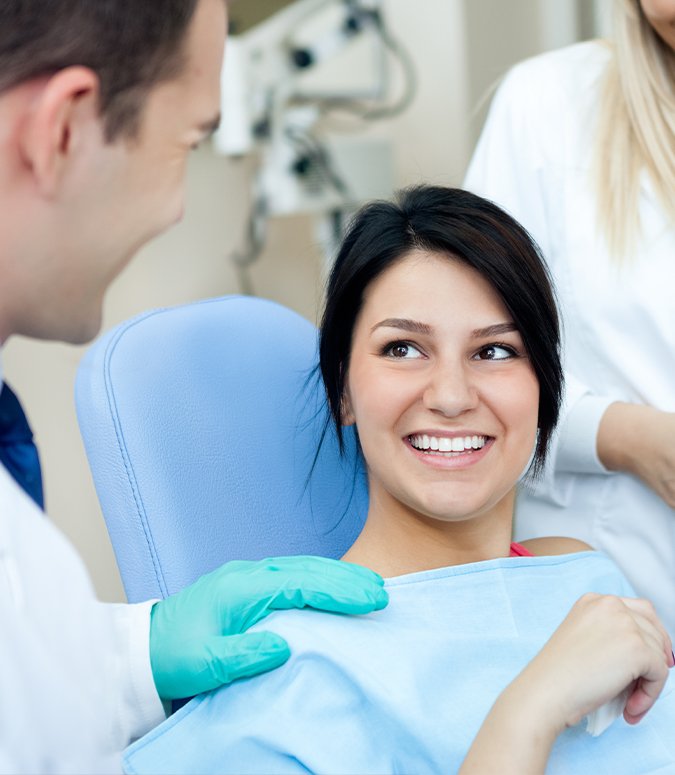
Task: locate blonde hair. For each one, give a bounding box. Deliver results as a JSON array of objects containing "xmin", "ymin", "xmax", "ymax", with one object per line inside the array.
[{"xmin": 593, "ymin": 0, "xmax": 675, "ymax": 257}]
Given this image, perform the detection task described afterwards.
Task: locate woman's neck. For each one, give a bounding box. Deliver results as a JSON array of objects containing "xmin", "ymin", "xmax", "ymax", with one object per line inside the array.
[{"xmin": 342, "ymin": 493, "xmax": 515, "ymax": 577}]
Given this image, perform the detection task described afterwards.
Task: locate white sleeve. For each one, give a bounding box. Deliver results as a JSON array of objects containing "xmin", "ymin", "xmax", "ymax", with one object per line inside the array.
[
  {"xmin": 0, "ymin": 467, "xmax": 166, "ymax": 773},
  {"xmin": 555, "ymin": 377, "xmax": 613, "ymax": 475},
  {"xmin": 521, "ymin": 375, "xmax": 613, "ymax": 507},
  {"xmin": 106, "ymin": 600, "xmax": 166, "ymax": 743},
  {"xmin": 464, "ymin": 59, "xmax": 614, "ymax": 493}
]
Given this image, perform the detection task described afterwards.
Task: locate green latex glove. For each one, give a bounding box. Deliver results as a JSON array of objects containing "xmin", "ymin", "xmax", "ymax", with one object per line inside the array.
[{"xmin": 149, "ymin": 555, "xmax": 388, "ymax": 700}]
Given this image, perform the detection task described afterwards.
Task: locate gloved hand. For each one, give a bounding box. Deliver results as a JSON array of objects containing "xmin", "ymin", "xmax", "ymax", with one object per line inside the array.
[{"xmin": 149, "ymin": 555, "xmax": 388, "ymax": 700}]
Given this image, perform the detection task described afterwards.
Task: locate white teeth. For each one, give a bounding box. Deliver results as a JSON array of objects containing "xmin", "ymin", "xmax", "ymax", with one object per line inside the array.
[{"xmin": 409, "ymin": 434, "xmax": 487, "ymax": 452}]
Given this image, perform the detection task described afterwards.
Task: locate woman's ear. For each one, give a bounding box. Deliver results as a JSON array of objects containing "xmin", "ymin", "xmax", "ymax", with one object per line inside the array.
[
  {"xmin": 341, "ymin": 382, "xmax": 356, "ymax": 427},
  {"xmin": 19, "ymin": 66, "xmax": 101, "ymax": 197}
]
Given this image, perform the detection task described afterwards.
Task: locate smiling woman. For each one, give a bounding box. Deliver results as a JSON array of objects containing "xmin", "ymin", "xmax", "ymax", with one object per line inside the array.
[
  {"xmin": 123, "ymin": 186, "xmax": 675, "ymax": 775},
  {"xmin": 339, "ymin": 249, "xmax": 541, "ymax": 575},
  {"xmin": 318, "ymin": 187, "xmax": 565, "ymax": 577}
]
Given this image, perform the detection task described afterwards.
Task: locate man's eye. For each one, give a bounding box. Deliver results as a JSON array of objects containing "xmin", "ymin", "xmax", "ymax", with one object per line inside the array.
[
  {"xmin": 190, "ymin": 136, "xmax": 208, "ymax": 151},
  {"xmin": 474, "ymin": 344, "xmax": 517, "ymax": 361},
  {"xmin": 383, "ymin": 342, "xmax": 423, "ymax": 359}
]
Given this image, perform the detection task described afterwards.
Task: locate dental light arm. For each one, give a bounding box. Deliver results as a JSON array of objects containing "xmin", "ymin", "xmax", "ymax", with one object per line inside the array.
[{"xmin": 214, "ymin": 0, "xmax": 413, "ymax": 292}]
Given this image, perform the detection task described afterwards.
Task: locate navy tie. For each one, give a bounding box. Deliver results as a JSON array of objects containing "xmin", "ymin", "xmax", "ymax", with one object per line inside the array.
[{"xmin": 0, "ymin": 382, "xmax": 44, "ymax": 509}]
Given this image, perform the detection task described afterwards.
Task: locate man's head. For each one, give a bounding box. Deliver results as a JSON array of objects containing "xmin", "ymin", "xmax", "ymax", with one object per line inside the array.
[{"xmin": 0, "ymin": 0, "xmax": 227, "ymax": 344}]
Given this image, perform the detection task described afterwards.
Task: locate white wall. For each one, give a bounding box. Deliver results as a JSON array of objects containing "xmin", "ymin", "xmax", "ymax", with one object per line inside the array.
[{"xmin": 2, "ymin": 0, "xmax": 603, "ymax": 602}]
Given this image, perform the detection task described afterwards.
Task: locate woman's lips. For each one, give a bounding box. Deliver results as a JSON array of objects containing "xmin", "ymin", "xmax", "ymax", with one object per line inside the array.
[{"xmin": 404, "ymin": 434, "xmax": 494, "ymax": 469}]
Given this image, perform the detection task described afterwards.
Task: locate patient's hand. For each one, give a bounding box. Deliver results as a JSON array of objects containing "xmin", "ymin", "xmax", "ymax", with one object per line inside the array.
[
  {"xmin": 460, "ymin": 593, "xmax": 673, "ymax": 775},
  {"xmin": 518, "ymin": 593, "xmax": 673, "ymax": 731}
]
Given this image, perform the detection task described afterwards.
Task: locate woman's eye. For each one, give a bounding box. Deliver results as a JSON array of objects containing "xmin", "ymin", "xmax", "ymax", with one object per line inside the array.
[
  {"xmin": 384, "ymin": 341, "xmax": 423, "ymax": 359},
  {"xmin": 475, "ymin": 344, "xmax": 516, "ymax": 361}
]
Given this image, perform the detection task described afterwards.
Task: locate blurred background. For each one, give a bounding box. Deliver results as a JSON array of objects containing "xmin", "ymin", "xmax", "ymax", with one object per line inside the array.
[{"xmin": 3, "ymin": 0, "xmax": 612, "ymax": 602}]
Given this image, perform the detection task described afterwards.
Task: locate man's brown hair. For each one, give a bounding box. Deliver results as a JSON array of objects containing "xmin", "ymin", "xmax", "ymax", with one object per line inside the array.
[{"xmin": 0, "ymin": 0, "xmax": 201, "ymax": 140}]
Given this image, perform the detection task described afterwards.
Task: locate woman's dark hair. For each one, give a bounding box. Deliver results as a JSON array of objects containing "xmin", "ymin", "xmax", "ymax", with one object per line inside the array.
[
  {"xmin": 319, "ymin": 185, "xmax": 563, "ymax": 477},
  {"xmin": 0, "ymin": 0, "xmax": 207, "ymax": 141}
]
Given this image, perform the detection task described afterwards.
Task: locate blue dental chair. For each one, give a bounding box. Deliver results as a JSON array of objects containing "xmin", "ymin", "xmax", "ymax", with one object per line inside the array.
[{"xmin": 75, "ymin": 295, "xmax": 367, "ymax": 603}]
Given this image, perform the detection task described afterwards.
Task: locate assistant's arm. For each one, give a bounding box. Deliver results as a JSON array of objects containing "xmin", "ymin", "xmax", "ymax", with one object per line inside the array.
[{"xmin": 597, "ymin": 403, "xmax": 675, "ymax": 509}]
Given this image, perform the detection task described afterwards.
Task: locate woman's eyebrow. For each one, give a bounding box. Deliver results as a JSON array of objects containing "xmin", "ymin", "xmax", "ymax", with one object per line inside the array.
[
  {"xmin": 371, "ymin": 320, "xmax": 519, "ymax": 337},
  {"xmin": 472, "ymin": 322, "xmax": 518, "ymax": 337},
  {"xmin": 370, "ymin": 318, "xmax": 432, "ymax": 335}
]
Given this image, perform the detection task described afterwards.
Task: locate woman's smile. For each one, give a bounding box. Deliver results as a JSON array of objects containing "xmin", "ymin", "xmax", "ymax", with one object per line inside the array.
[{"xmin": 405, "ymin": 432, "xmax": 494, "ymax": 469}]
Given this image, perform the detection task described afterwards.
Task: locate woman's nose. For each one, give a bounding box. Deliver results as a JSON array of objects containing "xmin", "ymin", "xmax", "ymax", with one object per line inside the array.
[{"xmin": 422, "ymin": 361, "xmax": 478, "ymax": 417}]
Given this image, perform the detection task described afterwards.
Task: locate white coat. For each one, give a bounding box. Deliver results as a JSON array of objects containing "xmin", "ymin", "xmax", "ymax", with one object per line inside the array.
[
  {"xmin": 0, "ymin": 359, "xmax": 164, "ymax": 773},
  {"xmin": 464, "ymin": 41, "xmax": 675, "ymax": 635}
]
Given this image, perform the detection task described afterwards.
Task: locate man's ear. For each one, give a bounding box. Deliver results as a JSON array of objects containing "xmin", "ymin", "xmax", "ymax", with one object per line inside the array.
[{"xmin": 19, "ymin": 66, "xmax": 101, "ymax": 197}]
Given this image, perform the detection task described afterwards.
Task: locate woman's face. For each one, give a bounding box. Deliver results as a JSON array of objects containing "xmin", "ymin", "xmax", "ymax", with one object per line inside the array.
[
  {"xmin": 343, "ymin": 250, "xmax": 540, "ymax": 529},
  {"xmin": 640, "ymin": 0, "xmax": 675, "ymax": 50}
]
